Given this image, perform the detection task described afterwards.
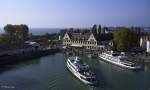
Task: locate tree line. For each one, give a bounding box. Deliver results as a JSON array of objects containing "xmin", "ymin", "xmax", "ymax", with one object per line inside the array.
[
  {"xmin": 91, "ymin": 24, "xmax": 109, "ymax": 36},
  {"xmin": 0, "ymin": 24, "xmax": 29, "ymax": 44}
]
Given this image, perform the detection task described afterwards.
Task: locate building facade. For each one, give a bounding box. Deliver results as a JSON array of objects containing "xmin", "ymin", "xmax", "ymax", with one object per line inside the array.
[
  {"xmin": 140, "ymin": 35, "xmax": 150, "ymax": 52},
  {"xmin": 63, "ymin": 32, "xmax": 109, "ymax": 50}
]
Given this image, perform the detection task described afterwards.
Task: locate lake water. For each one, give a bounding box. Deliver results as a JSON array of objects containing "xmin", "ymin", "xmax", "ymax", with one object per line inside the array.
[{"xmin": 0, "ymin": 53, "xmax": 150, "ymax": 90}]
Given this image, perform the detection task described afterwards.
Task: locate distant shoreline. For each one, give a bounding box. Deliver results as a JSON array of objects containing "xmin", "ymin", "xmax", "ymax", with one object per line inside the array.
[{"xmin": 0, "ymin": 28, "xmax": 61, "ymax": 35}]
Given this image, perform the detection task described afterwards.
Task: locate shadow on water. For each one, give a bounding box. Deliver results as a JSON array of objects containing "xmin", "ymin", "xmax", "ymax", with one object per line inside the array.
[
  {"xmin": 0, "ymin": 59, "xmax": 40, "ymax": 75},
  {"xmin": 0, "ymin": 53, "xmax": 57, "ymax": 75},
  {"xmin": 93, "ymin": 63, "xmax": 112, "ymax": 90}
]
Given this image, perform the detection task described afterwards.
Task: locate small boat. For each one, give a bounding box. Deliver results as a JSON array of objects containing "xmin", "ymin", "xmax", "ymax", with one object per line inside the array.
[
  {"xmin": 62, "ymin": 45, "xmax": 67, "ymax": 49},
  {"xmin": 87, "ymin": 53, "xmax": 98, "ymax": 59},
  {"xmin": 66, "ymin": 56, "xmax": 96, "ymax": 85},
  {"xmin": 99, "ymin": 51, "xmax": 141, "ymax": 70}
]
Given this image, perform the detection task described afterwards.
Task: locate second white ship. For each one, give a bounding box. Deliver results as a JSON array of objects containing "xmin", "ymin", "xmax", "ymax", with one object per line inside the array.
[{"xmin": 99, "ymin": 51, "xmax": 141, "ymax": 70}]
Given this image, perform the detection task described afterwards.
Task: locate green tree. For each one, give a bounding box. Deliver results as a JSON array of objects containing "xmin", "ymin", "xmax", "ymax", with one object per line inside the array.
[
  {"xmin": 114, "ymin": 27, "xmax": 139, "ymax": 51},
  {"xmin": 4, "ymin": 24, "xmax": 15, "ymax": 43},
  {"xmin": 98, "ymin": 24, "xmax": 101, "ymax": 34},
  {"xmin": 102, "ymin": 26, "xmax": 108, "ymax": 34},
  {"xmin": 74, "ymin": 29, "xmax": 80, "ymax": 33},
  {"xmin": 91, "ymin": 24, "xmax": 97, "ymax": 35},
  {"xmin": 0, "ymin": 34, "xmax": 10, "ymax": 44},
  {"xmin": 4, "ymin": 24, "xmax": 14, "ymax": 35},
  {"xmin": 3, "ymin": 24, "xmax": 29, "ymax": 43},
  {"xmin": 45, "ymin": 32, "xmax": 50, "ymax": 38},
  {"xmin": 59, "ymin": 29, "xmax": 67, "ymax": 37},
  {"xmin": 16, "ymin": 25, "xmax": 29, "ymax": 41},
  {"xmin": 19, "ymin": 24, "xmax": 29, "ymax": 40}
]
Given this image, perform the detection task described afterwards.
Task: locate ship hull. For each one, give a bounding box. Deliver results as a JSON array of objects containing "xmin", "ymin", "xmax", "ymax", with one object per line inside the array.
[{"xmin": 99, "ymin": 55, "xmax": 140, "ymax": 70}]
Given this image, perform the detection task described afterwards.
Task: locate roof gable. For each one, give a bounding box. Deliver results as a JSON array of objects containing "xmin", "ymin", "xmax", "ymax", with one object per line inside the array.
[
  {"xmin": 88, "ymin": 33, "xmax": 97, "ymax": 42},
  {"xmin": 63, "ymin": 33, "xmax": 71, "ymax": 40},
  {"xmin": 67, "ymin": 32, "xmax": 91, "ymax": 41}
]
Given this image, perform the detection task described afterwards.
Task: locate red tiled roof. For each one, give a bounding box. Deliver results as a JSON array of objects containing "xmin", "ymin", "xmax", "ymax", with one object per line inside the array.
[{"xmin": 142, "ymin": 35, "xmax": 150, "ymax": 40}]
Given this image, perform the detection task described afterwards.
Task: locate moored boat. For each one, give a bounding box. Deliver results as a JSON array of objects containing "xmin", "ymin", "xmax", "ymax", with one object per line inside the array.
[
  {"xmin": 99, "ymin": 51, "xmax": 141, "ymax": 70},
  {"xmin": 87, "ymin": 53, "xmax": 98, "ymax": 59}
]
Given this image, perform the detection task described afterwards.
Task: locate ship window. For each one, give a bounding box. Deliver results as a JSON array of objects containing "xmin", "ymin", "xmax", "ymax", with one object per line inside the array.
[
  {"xmin": 86, "ymin": 78, "xmax": 95, "ymax": 82},
  {"xmin": 131, "ymin": 64, "xmax": 135, "ymax": 67},
  {"xmin": 112, "ymin": 53, "xmax": 119, "ymax": 56}
]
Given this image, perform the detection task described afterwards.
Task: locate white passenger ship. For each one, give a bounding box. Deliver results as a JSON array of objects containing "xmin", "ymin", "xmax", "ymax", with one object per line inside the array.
[
  {"xmin": 66, "ymin": 56, "xmax": 96, "ymax": 85},
  {"xmin": 99, "ymin": 51, "xmax": 141, "ymax": 70}
]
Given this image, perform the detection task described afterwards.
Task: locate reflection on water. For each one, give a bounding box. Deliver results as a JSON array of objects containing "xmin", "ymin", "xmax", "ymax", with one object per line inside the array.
[
  {"xmin": 0, "ymin": 59, "xmax": 40, "ymax": 74},
  {"xmin": 0, "ymin": 53, "xmax": 150, "ymax": 90}
]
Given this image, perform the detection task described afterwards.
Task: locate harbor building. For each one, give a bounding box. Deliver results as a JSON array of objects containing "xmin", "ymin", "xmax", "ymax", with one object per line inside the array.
[{"xmin": 63, "ymin": 32, "xmax": 112, "ymax": 50}]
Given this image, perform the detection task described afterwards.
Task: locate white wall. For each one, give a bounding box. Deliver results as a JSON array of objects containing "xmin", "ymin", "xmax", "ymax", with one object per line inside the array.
[
  {"xmin": 147, "ymin": 41, "xmax": 150, "ymax": 52},
  {"xmin": 140, "ymin": 38, "xmax": 143, "ymax": 47}
]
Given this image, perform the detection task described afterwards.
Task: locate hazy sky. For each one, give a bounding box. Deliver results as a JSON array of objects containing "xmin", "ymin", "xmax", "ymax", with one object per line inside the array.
[{"xmin": 0, "ymin": 0, "xmax": 150, "ymax": 28}]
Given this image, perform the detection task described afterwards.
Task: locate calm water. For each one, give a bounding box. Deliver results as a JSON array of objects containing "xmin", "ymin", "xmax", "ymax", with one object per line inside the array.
[{"xmin": 0, "ymin": 53, "xmax": 150, "ymax": 90}]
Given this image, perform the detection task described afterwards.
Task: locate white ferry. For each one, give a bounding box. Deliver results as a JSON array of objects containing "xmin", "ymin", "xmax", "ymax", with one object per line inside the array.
[
  {"xmin": 66, "ymin": 56, "xmax": 96, "ymax": 85},
  {"xmin": 99, "ymin": 51, "xmax": 141, "ymax": 70}
]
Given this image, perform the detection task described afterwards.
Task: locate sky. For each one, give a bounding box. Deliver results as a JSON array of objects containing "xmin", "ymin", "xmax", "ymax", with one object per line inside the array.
[{"xmin": 0, "ymin": 0, "xmax": 150, "ymax": 28}]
